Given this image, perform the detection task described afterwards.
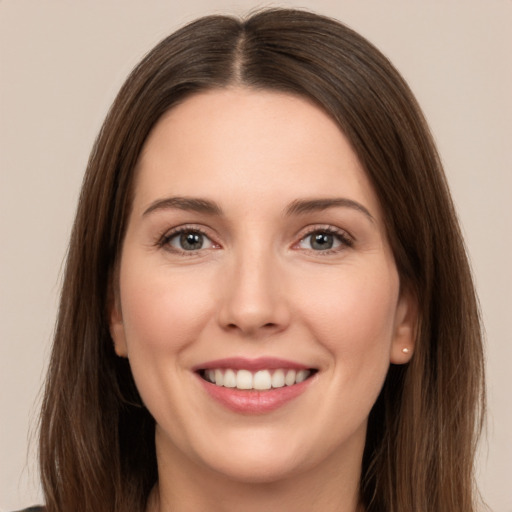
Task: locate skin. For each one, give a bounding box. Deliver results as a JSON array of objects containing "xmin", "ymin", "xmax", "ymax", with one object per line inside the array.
[{"xmin": 110, "ymin": 88, "xmax": 416, "ymax": 512}]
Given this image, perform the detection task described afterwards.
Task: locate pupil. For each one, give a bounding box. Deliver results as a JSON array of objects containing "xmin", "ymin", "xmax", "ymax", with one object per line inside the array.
[
  {"xmin": 311, "ymin": 232, "xmax": 333, "ymax": 250},
  {"xmin": 180, "ymin": 232, "xmax": 203, "ymax": 250}
]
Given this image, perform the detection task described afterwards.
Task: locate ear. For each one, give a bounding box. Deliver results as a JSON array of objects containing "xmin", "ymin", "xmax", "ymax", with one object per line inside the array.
[
  {"xmin": 390, "ymin": 285, "xmax": 418, "ymax": 364},
  {"xmin": 108, "ymin": 279, "xmax": 128, "ymax": 358}
]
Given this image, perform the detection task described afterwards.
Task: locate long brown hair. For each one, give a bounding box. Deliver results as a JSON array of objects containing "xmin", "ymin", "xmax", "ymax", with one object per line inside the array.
[{"xmin": 39, "ymin": 9, "xmax": 485, "ymax": 512}]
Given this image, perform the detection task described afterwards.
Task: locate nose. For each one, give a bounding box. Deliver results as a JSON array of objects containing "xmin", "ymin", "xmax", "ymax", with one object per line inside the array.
[{"xmin": 217, "ymin": 248, "xmax": 291, "ymax": 338}]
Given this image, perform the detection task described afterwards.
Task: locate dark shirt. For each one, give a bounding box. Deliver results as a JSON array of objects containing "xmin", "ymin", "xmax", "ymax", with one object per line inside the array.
[{"xmin": 14, "ymin": 508, "xmax": 44, "ymax": 512}]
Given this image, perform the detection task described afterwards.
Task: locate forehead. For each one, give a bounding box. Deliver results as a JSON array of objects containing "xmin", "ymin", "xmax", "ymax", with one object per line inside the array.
[{"xmin": 132, "ymin": 88, "xmax": 382, "ymax": 220}]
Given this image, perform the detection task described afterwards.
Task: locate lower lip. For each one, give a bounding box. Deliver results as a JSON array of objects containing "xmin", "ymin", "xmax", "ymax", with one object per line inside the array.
[{"xmin": 196, "ymin": 374, "xmax": 314, "ymax": 414}]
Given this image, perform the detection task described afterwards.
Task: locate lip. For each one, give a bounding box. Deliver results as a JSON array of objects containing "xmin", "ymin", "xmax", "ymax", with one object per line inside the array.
[
  {"xmin": 192, "ymin": 356, "xmax": 311, "ymax": 372},
  {"xmin": 193, "ymin": 357, "xmax": 316, "ymax": 414}
]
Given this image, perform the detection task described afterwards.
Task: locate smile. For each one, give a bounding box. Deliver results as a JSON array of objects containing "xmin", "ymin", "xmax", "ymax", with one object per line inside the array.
[
  {"xmin": 200, "ymin": 368, "xmax": 314, "ymax": 390},
  {"xmin": 194, "ymin": 357, "xmax": 318, "ymax": 413}
]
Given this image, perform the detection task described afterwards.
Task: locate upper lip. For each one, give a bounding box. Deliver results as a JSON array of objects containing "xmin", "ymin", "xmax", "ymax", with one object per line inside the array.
[{"xmin": 193, "ymin": 357, "xmax": 313, "ymax": 372}]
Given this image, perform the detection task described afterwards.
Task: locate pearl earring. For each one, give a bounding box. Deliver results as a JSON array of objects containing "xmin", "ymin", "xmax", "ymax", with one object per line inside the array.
[{"xmin": 402, "ymin": 347, "xmax": 410, "ymax": 354}]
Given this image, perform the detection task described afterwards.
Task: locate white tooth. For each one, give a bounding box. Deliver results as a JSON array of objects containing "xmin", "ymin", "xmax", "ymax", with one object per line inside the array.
[
  {"xmin": 285, "ymin": 369, "xmax": 296, "ymax": 386},
  {"xmin": 206, "ymin": 369, "xmax": 216, "ymax": 383},
  {"xmin": 223, "ymin": 369, "xmax": 237, "ymax": 388},
  {"xmin": 253, "ymin": 370, "xmax": 272, "ymax": 390},
  {"xmin": 236, "ymin": 369, "xmax": 253, "ymax": 390},
  {"xmin": 271, "ymin": 369, "xmax": 285, "ymax": 388},
  {"xmin": 214, "ymin": 369, "xmax": 224, "ymax": 386},
  {"xmin": 295, "ymin": 369, "xmax": 310, "ymax": 383}
]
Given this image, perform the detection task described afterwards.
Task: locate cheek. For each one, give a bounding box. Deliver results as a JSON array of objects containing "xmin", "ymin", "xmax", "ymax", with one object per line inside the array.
[
  {"xmin": 117, "ymin": 258, "xmax": 218, "ymax": 427},
  {"xmin": 295, "ymin": 260, "xmax": 399, "ymax": 374},
  {"xmin": 119, "ymin": 259, "xmax": 215, "ymax": 356},
  {"xmin": 290, "ymin": 262, "xmax": 400, "ymax": 439}
]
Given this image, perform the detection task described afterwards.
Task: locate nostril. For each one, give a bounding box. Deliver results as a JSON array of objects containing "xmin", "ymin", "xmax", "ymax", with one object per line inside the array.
[{"xmin": 224, "ymin": 321, "xmax": 278, "ymax": 333}]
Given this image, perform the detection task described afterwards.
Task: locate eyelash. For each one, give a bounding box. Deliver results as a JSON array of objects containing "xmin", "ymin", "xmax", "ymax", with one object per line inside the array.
[
  {"xmin": 296, "ymin": 226, "xmax": 354, "ymax": 255},
  {"xmin": 157, "ymin": 225, "xmax": 354, "ymax": 256},
  {"xmin": 157, "ymin": 225, "xmax": 216, "ymax": 255}
]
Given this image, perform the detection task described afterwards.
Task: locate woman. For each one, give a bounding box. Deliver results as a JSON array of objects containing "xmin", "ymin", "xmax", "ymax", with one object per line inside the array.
[{"xmin": 32, "ymin": 8, "xmax": 484, "ymax": 512}]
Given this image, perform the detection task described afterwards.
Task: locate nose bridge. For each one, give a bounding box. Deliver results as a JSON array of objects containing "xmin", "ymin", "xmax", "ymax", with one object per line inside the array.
[{"xmin": 218, "ymin": 237, "xmax": 289, "ymax": 335}]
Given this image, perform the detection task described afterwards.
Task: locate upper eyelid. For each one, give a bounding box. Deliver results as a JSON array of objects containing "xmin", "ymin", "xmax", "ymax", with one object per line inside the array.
[
  {"xmin": 162, "ymin": 224, "xmax": 214, "ymax": 239},
  {"xmin": 157, "ymin": 227, "xmax": 220, "ymax": 257},
  {"xmin": 158, "ymin": 224, "xmax": 219, "ymax": 248},
  {"xmin": 296, "ymin": 224, "xmax": 354, "ymax": 240},
  {"xmin": 293, "ymin": 225, "xmax": 355, "ymax": 250},
  {"xmin": 157, "ymin": 223, "xmax": 354, "ymax": 248}
]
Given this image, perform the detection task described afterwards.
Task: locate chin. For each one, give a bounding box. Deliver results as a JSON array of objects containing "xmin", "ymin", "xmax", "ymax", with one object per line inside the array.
[
  {"xmin": 191, "ymin": 427, "xmax": 334, "ymax": 485},
  {"xmin": 205, "ymin": 452, "xmax": 308, "ymax": 485}
]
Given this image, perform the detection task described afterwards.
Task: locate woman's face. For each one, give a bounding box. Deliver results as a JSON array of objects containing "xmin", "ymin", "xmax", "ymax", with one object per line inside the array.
[{"xmin": 110, "ymin": 88, "xmax": 415, "ymax": 483}]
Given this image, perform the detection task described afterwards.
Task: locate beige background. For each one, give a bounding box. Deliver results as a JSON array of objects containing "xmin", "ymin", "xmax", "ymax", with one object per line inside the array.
[{"xmin": 1, "ymin": 1, "xmax": 511, "ymax": 510}]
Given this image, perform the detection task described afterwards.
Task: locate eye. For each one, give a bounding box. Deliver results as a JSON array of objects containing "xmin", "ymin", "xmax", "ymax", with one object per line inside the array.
[
  {"xmin": 297, "ymin": 229, "xmax": 352, "ymax": 252},
  {"xmin": 164, "ymin": 229, "xmax": 215, "ymax": 252}
]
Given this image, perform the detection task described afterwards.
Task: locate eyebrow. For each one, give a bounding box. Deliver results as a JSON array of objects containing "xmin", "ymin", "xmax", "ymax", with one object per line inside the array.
[
  {"xmin": 285, "ymin": 198, "xmax": 375, "ymax": 222},
  {"xmin": 142, "ymin": 195, "xmax": 374, "ymax": 223},
  {"xmin": 143, "ymin": 196, "xmax": 223, "ymax": 217}
]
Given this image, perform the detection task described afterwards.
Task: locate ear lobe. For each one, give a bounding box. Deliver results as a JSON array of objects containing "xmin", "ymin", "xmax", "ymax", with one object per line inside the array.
[{"xmin": 390, "ymin": 286, "xmax": 418, "ymax": 365}]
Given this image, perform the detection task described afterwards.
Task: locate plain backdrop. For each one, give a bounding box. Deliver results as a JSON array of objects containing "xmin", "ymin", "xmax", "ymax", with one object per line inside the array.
[{"xmin": 1, "ymin": 1, "xmax": 511, "ymax": 510}]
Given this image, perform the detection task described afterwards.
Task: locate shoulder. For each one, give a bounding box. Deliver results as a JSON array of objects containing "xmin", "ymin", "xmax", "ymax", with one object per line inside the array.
[{"xmin": 13, "ymin": 508, "xmax": 45, "ymax": 512}]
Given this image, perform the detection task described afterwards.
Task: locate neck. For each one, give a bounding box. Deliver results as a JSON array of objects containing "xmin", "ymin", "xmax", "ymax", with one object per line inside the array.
[
  {"xmin": 147, "ymin": 475, "xmax": 362, "ymax": 512},
  {"xmin": 146, "ymin": 429, "xmax": 365, "ymax": 512}
]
